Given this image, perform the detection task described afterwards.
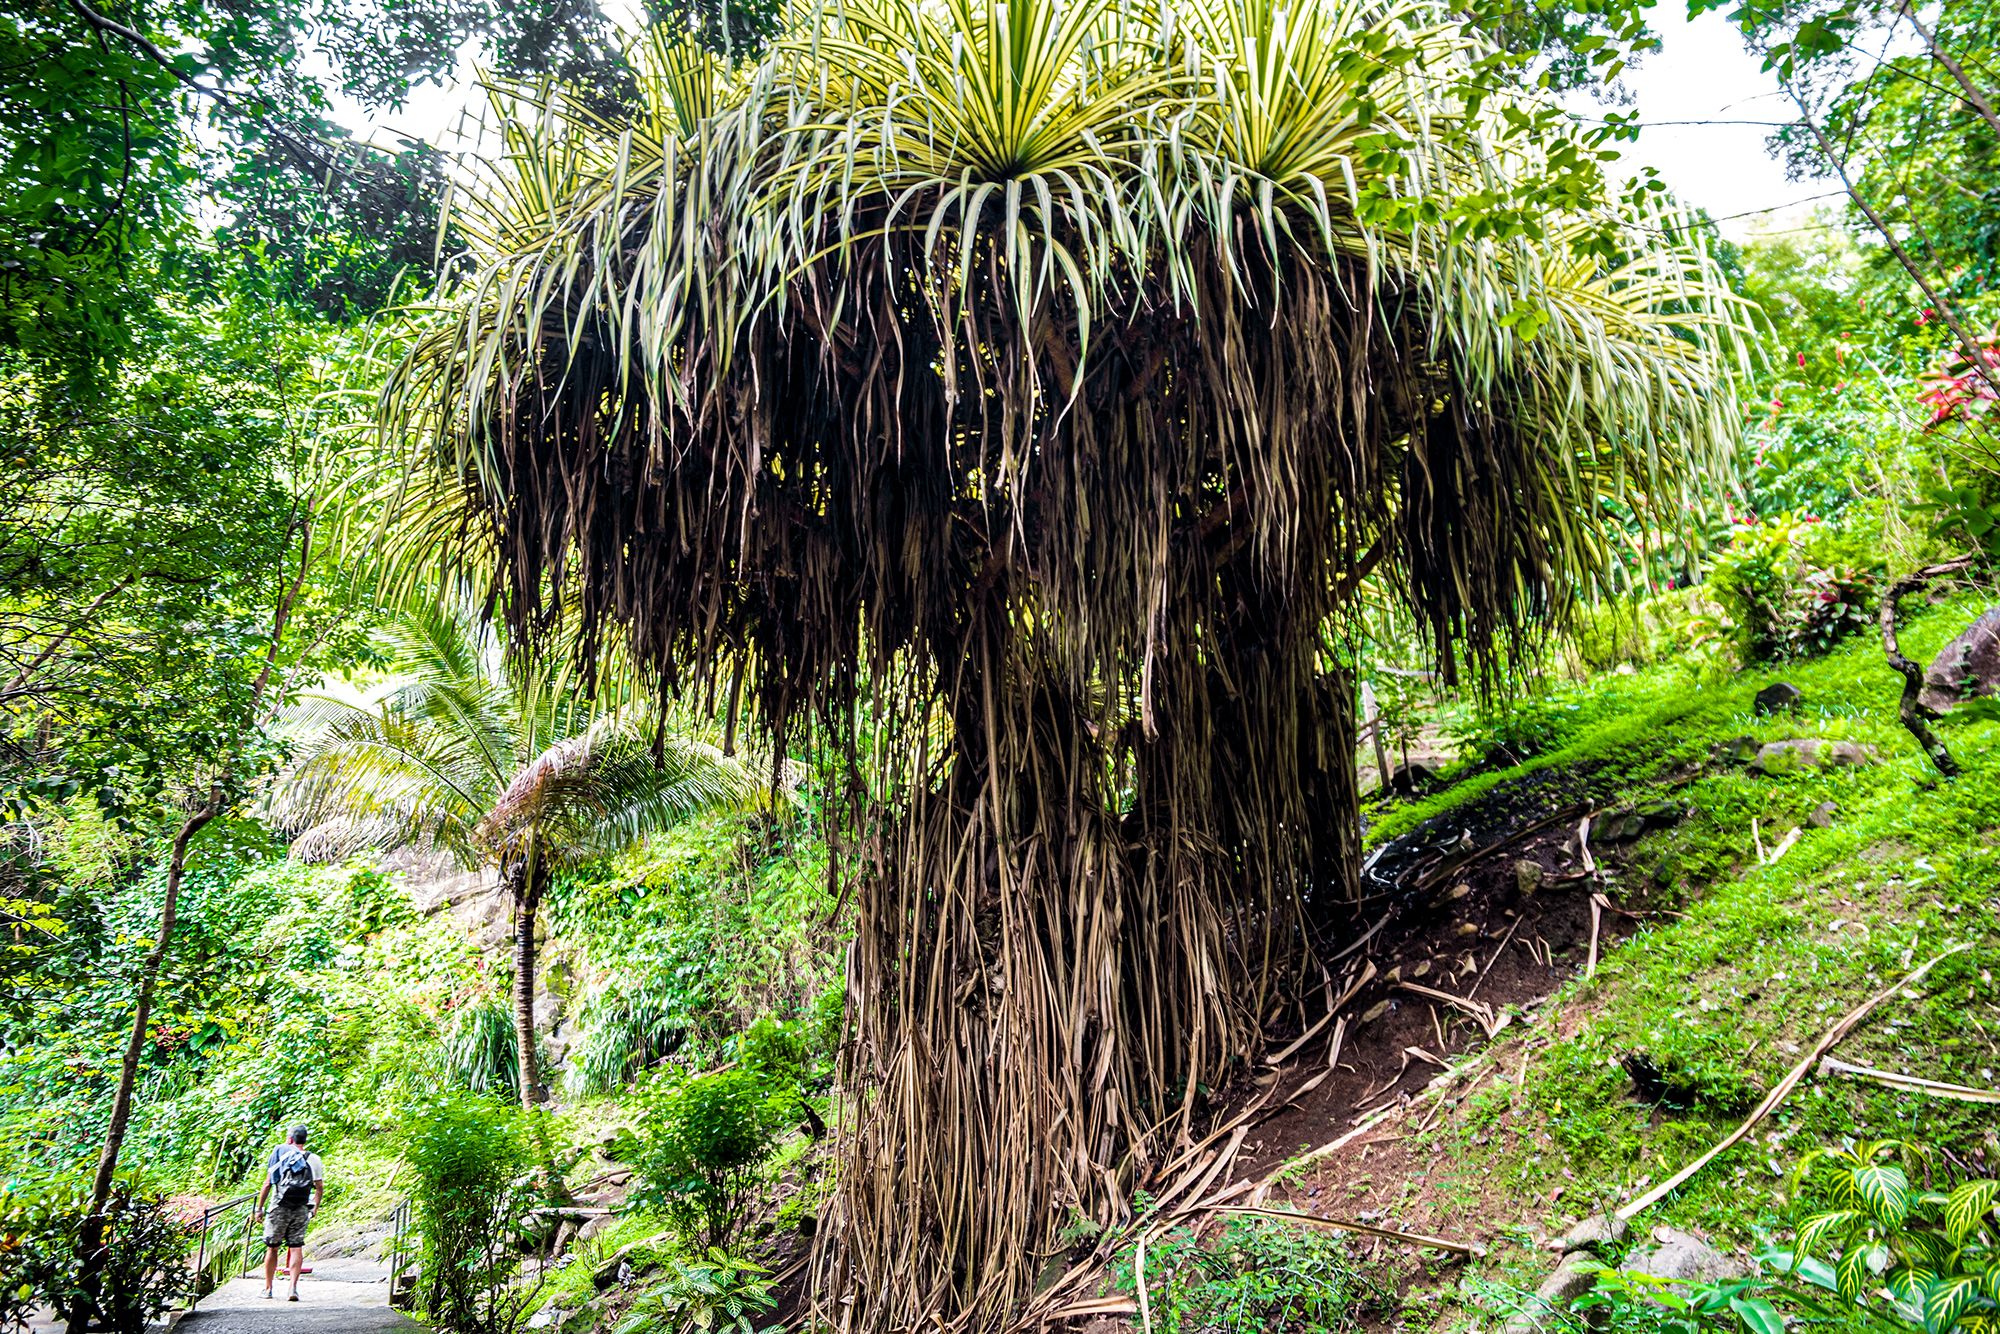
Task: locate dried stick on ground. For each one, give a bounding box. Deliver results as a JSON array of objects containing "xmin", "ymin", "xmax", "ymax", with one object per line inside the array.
[
  {"xmin": 1209, "ymin": 1205, "xmax": 1482, "ymax": 1258},
  {"xmin": 1617, "ymin": 943, "xmax": 1971, "ymax": 1222},
  {"xmin": 1817, "ymin": 1057, "xmax": 2000, "ymax": 1104},
  {"xmin": 1880, "ymin": 555, "xmax": 1978, "ymax": 777}
]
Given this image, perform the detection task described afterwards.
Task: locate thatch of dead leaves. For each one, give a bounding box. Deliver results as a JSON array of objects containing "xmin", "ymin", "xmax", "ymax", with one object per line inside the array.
[{"xmin": 375, "ymin": 0, "xmax": 1748, "ymax": 1326}]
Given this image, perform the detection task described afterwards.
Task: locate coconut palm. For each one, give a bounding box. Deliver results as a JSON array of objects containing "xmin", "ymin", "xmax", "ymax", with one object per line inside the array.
[
  {"xmin": 376, "ymin": 0, "xmax": 1749, "ymax": 1324},
  {"xmin": 274, "ymin": 599, "xmax": 763, "ymax": 1106}
]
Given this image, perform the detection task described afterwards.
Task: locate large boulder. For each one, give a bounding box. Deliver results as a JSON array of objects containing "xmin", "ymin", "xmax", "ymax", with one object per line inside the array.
[{"xmin": 1919, "ymin": 607, "xmax": 2000, "ymax": 715}]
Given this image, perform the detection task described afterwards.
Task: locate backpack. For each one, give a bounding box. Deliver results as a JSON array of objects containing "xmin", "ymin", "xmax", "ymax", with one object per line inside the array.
[{"xmin": 272, "ymin": 1146, "xmax": 315, "ymax": 1208}]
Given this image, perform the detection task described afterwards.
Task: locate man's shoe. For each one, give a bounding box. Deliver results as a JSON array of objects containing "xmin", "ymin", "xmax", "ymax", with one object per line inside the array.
[{"xmin": 289, "ymin": 1294, "xmax": 300, "ymax": 1302}]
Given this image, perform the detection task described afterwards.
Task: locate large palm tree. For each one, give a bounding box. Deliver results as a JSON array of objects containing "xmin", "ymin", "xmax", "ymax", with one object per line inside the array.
[
  {"xmin": 377, "ymin": 0, "xmax": 1749, "ymax": 1324},
  {"xmin": 274, "ymin": 600, "xmax": 763, "ymax": 1105}
]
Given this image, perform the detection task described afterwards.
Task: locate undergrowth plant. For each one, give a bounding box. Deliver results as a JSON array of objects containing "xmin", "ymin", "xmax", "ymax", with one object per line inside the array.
[
  {"xmin": 401, "ymin": 1093, "xmax": 539, "ymax": 1334},
  {"xmin": 616, "ymin": 1069, "xmax": 789, "ymax": 1249},
  {"xmin": 445, "ymin": 996, "xmax": 522, "ymax": 1098},
  {"xmin": 1112, "ymin": 1217, "xmax": 1384, "ymax": 1333},
  {"xmin": 1783, "ymin": 1139, "xmax": 2000, "ymax": 1334},
  {"xmin": 0, "ymin": 1180, "xmax": 192, "ymax": 1334},
  {"xmin": 1705, "ymin": 515, "xmax": 1877, "ymax": 664},
  {"xmin": 612, "ymin": 1248, "xmax": 778, "ymax": 1334}
]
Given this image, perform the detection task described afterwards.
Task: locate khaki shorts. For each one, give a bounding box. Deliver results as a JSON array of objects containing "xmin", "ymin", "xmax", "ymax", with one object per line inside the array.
[{"xmin": 263, "ymin": 1202, "xmax": 312, "ymax": 1249}]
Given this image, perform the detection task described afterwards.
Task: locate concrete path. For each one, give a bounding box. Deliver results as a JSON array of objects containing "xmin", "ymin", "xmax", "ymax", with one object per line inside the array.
[{"xmin": 179, "ymin": 1257, "xmax": 425, "ymax": 1333}]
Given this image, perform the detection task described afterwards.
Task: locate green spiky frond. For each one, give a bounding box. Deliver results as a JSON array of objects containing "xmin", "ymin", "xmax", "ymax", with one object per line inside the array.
[
  {"xmin": 375, "ymin": 0, "xmax": 1748, "ymax": 1326},
  {"xmin": 274, "ymin": 599, "xmax": 762, "ymax": 871}
]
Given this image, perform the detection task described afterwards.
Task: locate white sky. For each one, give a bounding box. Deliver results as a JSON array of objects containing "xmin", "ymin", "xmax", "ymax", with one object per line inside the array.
[
  {"xmin": 335, "ymin": 3, "xmax": 1831, "ymax": 243},
  {"xmin": 1579, "ymin": 6, "xmax": 1839, "ymax": 239}
]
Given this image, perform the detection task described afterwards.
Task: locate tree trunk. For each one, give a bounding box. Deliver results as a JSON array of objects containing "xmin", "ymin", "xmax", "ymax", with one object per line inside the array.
[
  {"xmin": 69, "ymin": 793, "xmax": 220, "ymax": 1334},
  {"xmin": 1881, "ymin": 555, "xmax": 1978, "ymax": 777},
  {"xmin": 509, "ymin": 852, "xmax": 546, "ymax": 1106}
]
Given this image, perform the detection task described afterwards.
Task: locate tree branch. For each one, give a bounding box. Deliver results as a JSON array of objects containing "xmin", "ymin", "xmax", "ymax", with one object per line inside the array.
[
  {"xmin": 64, "ymin": 0, "xmax": 360, "ymax": 189},
  {"xmin": 1797, "ymin": 101, "xmax": 2000, "ymax": 402},
  {"xmin": 1896, "ymin": 0, "xmax": 2000, "ymax": 145}
]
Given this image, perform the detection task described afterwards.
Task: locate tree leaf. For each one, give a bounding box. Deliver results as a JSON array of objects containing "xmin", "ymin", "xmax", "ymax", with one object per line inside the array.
[{"xmin": 1731, "ymin": 1295, "xmax": 1786, "ymax": 1334}]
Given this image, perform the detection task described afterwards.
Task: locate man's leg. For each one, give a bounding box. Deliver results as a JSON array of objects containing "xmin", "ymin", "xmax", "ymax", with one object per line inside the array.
[
  {"xmin": 287, "ymin": 1244, "xmax": 303, "ymax": 1298},
  {"xmin": 263, "ymin": 1242, "xmax": 279, "ymax": 1296}
]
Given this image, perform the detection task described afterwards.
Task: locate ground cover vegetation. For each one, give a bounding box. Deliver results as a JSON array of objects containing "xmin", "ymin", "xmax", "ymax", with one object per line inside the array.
[{"xmin": 0, "ymin": 0, "xmax": 1997, "ymax": 1331}]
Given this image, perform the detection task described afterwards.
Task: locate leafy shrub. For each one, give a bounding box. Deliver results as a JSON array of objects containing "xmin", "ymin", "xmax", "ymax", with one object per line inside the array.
[
  {"xmin": 401, "ymin": 1093, "xmax": 537, "ymax": 1334},
  {"xmin": 616, "ymin": 1070, "xmax": 788, "ymax": 1248},
  {"xmin": 1706, "ymin": 516, "xmax": 1877, "ymax": 664},
  {"xmin": 1445, "ymin": 691, "xmax": 1602, "ymax": 771},
  {"xmin": 1782, "ymin": 1139, "xmax": 2000, "ymax": 1333},
  {"xmin": 1567, "ymin": 1267, "xmax": 1796, "ymax": 1334},
  {"xmin": 612, "ymin": 1248, "xmax": 778, "ymax": 1334},
  {"xmin": 0, "ymin": 1179, "xmax": 193, "ymax": 1334},
  {"xmin": 1112, "ymin": 1217, "xmax": 1384, "ymax": 1333}
]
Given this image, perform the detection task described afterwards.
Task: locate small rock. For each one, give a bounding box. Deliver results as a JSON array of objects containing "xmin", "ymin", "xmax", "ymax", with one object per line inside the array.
[
  {"xmin": 1387, "ymin": 760, "xmax": 1438, "ymax": 795},
  {"xmin": 1751, "ymin": 738, "xmax": 1880, "ymax": 776},
  {"xmin": 1808, "ymin": 801, "xmax": 1839, "ymax": 829},
  {"xmin": 1515, "ymin": 859, "xmax": 1544, "ymax": 895},
  {"xmin": 1709, "ymin": 735, "xmax": 1760, "ymax": 767},
  {"xmin": 1622, "ymin": 1226, "xmax": 1751, "ymax": 1284},
  {"xmin": 1919, "ymin": 607, "xmax": 2000, "ymax": 715},
  {"xmin": 1550, "ymin": 1212, "xmax": 1629, "ymax": 1255},
  {"xmin": 1636, "ymin": 801, "xmax": 1684, "ymax": 829},
  {"xmin": 1754, "ymin": 682, "xmax": 1803, "ymax": 715},
  {"xmin": 1455, "ymin": 921, "xmax": 1480, "ymax": 937}
]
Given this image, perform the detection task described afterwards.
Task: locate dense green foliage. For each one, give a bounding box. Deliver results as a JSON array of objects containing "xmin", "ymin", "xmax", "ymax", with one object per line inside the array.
[
  {"xmin": 402, "ymin": 1093, "xmax": 537, "ymax": 1333},
  {"xmin": 0, "ymin": 1183, "xmax": 192, "ymax": 1333}
]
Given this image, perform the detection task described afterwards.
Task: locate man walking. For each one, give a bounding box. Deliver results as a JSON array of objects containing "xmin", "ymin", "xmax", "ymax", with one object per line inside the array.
[{"xmin": 254, "ymin": 1124, "xmax": 324, "ymax": 1301}]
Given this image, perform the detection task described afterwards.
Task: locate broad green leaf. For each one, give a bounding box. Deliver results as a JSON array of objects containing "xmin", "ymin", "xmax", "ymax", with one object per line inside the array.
[
  {"xmin": 1797, "ymin": 1210, "xmax": 1863, "ymax": 1258},
  {"xmin": 1835, "ymin": 1246, "xmax": 1875, "ymax": 1301},
  {"xmin": 1948, "ymin": 1183, "xmax": 2000, "ymax": 1246},
  {"xmin": 1926, "ymin": 1275, "xmax": 1990, "ymax": 1334},
  {"xmin": 1857, "ymin": 1164, "xmax": 1912, "ymax": 1228},
  {"xmin": 1731, "ymin": 1295, "xmax": 1786, "ymax": 1334}
]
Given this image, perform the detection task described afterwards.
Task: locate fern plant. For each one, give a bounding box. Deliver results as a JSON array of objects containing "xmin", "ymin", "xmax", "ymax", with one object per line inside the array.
[{"xmin": 1786, "ymin": 1139, "xmax": 2000, "ymax": 1334}]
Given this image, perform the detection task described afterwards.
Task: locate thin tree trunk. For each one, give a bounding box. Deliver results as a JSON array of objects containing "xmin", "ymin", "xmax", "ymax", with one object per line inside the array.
[
  {"xmin": 69, "ymin": 507, "xmax": 314, "ymax": 1333},
  {"xmin": 69, "ymin": 792, "xmax": 221, "ymax": 1332},
  {"xmin": 1880, "ymin": 555, "xmax": 1978, "ymax": 777},
  {"xmin": 510, "ymin": 849, "xmax": 546, "ymax": 1106},
  {"xmin": 1797, "ymin": 106, "xmax": 2000, "ymax": 401}
]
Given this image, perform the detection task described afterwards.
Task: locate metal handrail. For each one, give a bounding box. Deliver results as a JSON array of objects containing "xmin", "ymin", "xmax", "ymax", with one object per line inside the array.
[
  {"xmin": 188, "ymin": 1193, "xmax": 256, "ymax": 1312},
  {"xmin": 385, "ymin": 1198, "xmax": 416, "ymax": 1311}
]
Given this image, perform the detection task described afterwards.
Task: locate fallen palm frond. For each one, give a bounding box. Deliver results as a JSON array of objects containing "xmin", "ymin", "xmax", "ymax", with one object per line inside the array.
[{"xmin": 368, "ymin": 0, "xmax": 1749, "ymax": 1325}]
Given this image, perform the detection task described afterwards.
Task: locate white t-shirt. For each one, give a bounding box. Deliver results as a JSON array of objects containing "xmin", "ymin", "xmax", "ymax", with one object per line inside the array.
[{"xmin": 266, "ymin": 1145, "xmax": 326, "ymax": 1194}]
